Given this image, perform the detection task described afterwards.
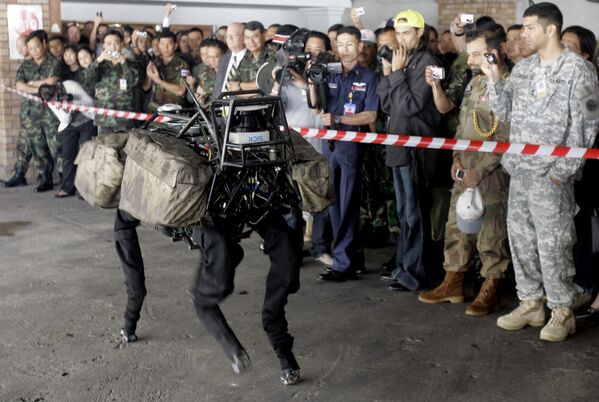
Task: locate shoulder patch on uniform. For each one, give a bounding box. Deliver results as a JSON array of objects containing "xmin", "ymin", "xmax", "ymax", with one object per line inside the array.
[{"xmin": 579, "ymin": 84, "xmax": 599, "ymax": 120}]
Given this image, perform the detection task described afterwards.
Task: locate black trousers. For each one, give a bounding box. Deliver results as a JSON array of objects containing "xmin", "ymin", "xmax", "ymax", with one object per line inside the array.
[
  {"xmin": 114, "ymin": 209, "xmax": 302, "ymax": 371},
  {"xmin": 60, "ymin": 120, "xmax": 97, "ymax": 194}
]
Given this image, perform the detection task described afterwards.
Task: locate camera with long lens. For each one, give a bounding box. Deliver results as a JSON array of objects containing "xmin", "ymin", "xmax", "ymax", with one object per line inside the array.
[
  {"xmin": 38, "ymin": 83, "xmax": 74, "ymax": 102},
  {"xmin": 273, "ymin": 28, "xmax": 311, "ymax": 84},
  {"xmin": 306, "ymin": 52, "xmax": 342, "ymax": 85},
  {"xmin": 377, "ymin": 45, "xmax": 393, "ymax": 64}
]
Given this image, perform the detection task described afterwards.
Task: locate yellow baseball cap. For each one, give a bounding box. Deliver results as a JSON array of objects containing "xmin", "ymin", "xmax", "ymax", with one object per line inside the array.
[{"xmin": 393, "ymin": 9, "xmax": 425, "ymax": 29}]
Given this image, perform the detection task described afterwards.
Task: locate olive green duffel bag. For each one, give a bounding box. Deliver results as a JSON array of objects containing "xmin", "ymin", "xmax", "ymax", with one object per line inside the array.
[
  {"xmin": 74, "ymin": 132, "xmax": 129, "ymax": 208},
  {"xmin": 289, "ymin": 130, "xmax": 335, "ymax": 213},
  {"xmin": 119, "ymin": 129, "xmax": 213, "ymax": 227}
]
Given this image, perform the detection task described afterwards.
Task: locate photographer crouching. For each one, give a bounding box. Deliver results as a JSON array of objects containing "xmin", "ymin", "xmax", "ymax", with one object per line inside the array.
[
  {"xmin": 39, "ymin": 81, "xmax": 96, "ymax": 198},
  {"xmin": 307, "ymin": 26, "xmax": 379, "ymax": 282}
]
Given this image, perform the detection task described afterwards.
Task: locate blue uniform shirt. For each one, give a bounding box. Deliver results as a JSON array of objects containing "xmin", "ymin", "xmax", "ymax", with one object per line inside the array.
[{"xmin": 326, "ymin": 63, "xmax": 379, "ymax": 131}]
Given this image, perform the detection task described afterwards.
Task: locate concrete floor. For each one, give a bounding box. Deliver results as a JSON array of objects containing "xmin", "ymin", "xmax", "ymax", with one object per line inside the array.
[{"xmin": 1, "ymin": 184, "xmax": 599, "ymax": 402}]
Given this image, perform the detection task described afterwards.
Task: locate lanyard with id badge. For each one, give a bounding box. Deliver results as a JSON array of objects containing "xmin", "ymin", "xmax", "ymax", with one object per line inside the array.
[{"xmin": 329, "ymin": 90, "xmax": 357, "ymax": 152}]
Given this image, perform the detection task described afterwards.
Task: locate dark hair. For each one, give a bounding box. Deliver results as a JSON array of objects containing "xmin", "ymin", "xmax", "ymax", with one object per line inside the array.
[
  {"xmin": 328, "ymin": 24, "xmax": 344, "ymax": 34},
  {"xmin": 335, "ymin": 26, "xmax": 361, "ymax": 42},
  {"xmin": 375, "ymin": 26, "xmax": 395, "ymax": 38},
  {"xmin": 78, "ymin": 45, "xmax": 94, "ymax": 58},
  {"xmin": 122, "ymin": 25, "xmax": 134, "ymax": 35},
  {"xmin": 465, "ymin": 21, "xmax": 507, "ymax": 55},
  {"xmin": 306, "ymin": 31, "xmax": 332, "ymax": 51},
  {"xmin": 104, "ymin": 28, "xmax": 123, "ymax": 41},
  {"xmin": 63, "ymin": 44, "xmax": 79, "ymax": 54},
  {"xmin": 268, "ymin": 23, "xmax": 281, "ymax": 30},
  {"xmin": 97, "ymin": 23, "xmax": 109, "ymax": 31},
  {"xmin": 562, "ymin": 25, "xmax": 597, "ymax": 61},
  {"xmin": 507, "ymin": 24, "xmax": 523, "ymax": 33},
  {"xmin": 26, "ymin": 30, "xmax": 47, "ymax": 44},
  {"xmin": 245, "ymin": 21, "xmax": 265, "ymax": 33},
  {"xmin": 523, "ymin": 1, "xmax": 563, "ymax": 33},
  {"xmin": 158, "ymin": 31, "xmax": 177, "ymax": 43},
  {"xmin": 203, "ymin": 38, "xmax": 227, "ymax": 53},
  {"xmin": 188, "ymin": 27, "xmax": 204, "ymax": 37},
  {"xmin": 425, "ymin": 24, "xmax": 438, "ymax": 40},
  {"xmin": 217, "ymin": 25, "xmax": 228, "ymax": 32},
  {"xmin": 49, "ymin": 34, "xmax": 65, "ymax": 44}
]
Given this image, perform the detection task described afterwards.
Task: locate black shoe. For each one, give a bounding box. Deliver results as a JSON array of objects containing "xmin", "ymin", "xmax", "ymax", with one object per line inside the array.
[
  {"xmin": 575, "ymin": 307, "xmax": 599, "ymax": 322},
  {"xmin": 34, "ymin": 174, "xmax": 53, "ymax": 192},
  {"xmin": 280, "ymin": 368, "xmax": 301, "ymax": 385},
  {"xmin": 355, "ymin": 266, "xmax": 367, "ymax": 275},
  {"xmin": 0, "ymin": 173, "xmax": 27, "ymax": 188},
  {"xmin": 231, "ymin": 349, "xmax": 251, "ymax": 374},
  {"xmin": 119, "ymin": 328, "xmax": 138, "ymax": 343},
  {"xmin": 381, "ymin": 254, "xmax": 396, "ymax": 273},
  {"xmin": 387, "ymin": 282, "xmax": 410, "ymax": 292},
  {"xmin": 380, "ymin": 272, "xmax": 395, "ymax": 281},
  {"xmin": 317, "ymin": 269, "xmax": 356, "ymax": 282}
]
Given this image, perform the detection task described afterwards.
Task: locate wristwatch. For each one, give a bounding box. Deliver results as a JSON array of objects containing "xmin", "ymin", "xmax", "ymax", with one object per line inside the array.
[{"xmin": 334, "ymin": 115, "xmax": 342, "ymax": 125}]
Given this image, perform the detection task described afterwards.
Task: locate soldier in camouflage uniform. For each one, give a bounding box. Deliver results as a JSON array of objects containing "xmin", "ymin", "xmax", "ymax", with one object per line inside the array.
[
  {"xmin": 485, "ymin": 3, "xmax": 599, "ymax": 342},
  {"xmin": 418, "ymin": 23, "xmax": 511, "ymax": 316},
  {"xmin": 144, "ymin": 31, "xmax": 189, "ymax": 112},
  {"xmin": 6, "ymin": 31, "xmax": 62, "ymax": 192},
  {"xmin": 1, "ymin": 36, "xmax": 32, "ymax": 188},
  {"xmin": 83, "ymin": 29, "xmax": 139, "ymax": 135},
  {"xmin": 227, "ymin": 21, "xmax": 275, "ymax": 92},
  {"xmin": 184, "ymin": 39, "xmax": 225, "ymax": 106}
]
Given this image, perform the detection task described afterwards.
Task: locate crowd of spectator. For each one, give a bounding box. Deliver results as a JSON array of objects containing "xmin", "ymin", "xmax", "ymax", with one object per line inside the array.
[{"xmin": 2, "ymin": 2, "xmax": 599, "ymax": 342}]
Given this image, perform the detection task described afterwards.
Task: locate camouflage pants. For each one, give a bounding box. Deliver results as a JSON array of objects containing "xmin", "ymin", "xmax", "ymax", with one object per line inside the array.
[
  {"xmin": 507, "ymin": 175, "xmax": 576, "ymax": 308},
  {"xmin": 14, "ymin": 127, "xmax": 32, "ymax": 174},
  {"xmin": 22, "ymin": 117, "xmax": 62, "ymax": 176},
  {"xmin": 443, "ymin": 178, "xmax": 509, "ymax": 278},
  {"xmin": 95, "ymin": 115, "xmax": 131, "ymax": 136}
]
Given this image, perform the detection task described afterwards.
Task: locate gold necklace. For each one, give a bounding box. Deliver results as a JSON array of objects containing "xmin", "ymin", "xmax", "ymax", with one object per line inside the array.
[{"xmin": 472, "ymin": 110, "xmax": 500, "ymax": 138}]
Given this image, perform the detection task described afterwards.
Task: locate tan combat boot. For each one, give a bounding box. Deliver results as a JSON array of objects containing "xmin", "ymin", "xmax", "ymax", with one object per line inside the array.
[
  {"xmin": 539, "ymin": 307, "xmax": 576, "ymax": 342},
  {"xmin": 418, "ymin": 272, "xmax": 465, "ymax": 304},
  {"xmin": 497, "ymin": 299, "xmax": 546, "ymax": 331},
  {"xmin": 465, "ymin": 278, "xmax": 501, "ymax": 316}
]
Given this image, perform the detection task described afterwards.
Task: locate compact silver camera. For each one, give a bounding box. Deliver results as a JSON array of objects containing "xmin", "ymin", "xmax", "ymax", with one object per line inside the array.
[
  {"xmin": 460, "ymin": 14, "xmax": 474, "ymax": 24},
  {"xmin": 110, "ymin": 50, "xmax": 121, "ymax": 58},
  {"xmin": 138, "ymin": 31, "xmax": 148, "ymax": 39},
  {"xmin": 355, "ymin": 7, "xmax": 365, "ymax": 16},
  {"xmin": 431, "ymin": 67, "xmax": 445, "ymax": 80},
  {"xmin": 485, "ymin": 52, "xmax": 497, "ymax": 65}
]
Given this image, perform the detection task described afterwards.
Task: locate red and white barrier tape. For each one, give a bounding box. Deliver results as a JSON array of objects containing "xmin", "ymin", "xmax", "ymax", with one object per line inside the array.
[
  {"xmin": 2, "ymin": 84, "xmax": 598, "ymax": 160},
  {"xmin": 0, "ymin": 84, "xmax": 174, "ymax": 123},
  {"xmin": 294, "ymin": 128, "xmax": 599, "ymax": 160}
]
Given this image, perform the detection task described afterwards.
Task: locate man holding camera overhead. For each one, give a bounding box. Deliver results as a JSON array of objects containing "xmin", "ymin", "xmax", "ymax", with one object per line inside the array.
[
  {"xmin": 418, "ymin": 21, "xmax": 510, "ymax": 317},
  {"xmin": 308, "ymin": 26, "xmax": 379, "ymax": 282},
  {"xmin": 83, "ymin": 29, "xmax": 139, "ymax": 135}
]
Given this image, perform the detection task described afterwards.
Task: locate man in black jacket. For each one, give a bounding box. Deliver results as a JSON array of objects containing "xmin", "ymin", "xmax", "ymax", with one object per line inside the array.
[{"xmin": 377, "ymin": 9, "xmax": 442, "ymax": 292}]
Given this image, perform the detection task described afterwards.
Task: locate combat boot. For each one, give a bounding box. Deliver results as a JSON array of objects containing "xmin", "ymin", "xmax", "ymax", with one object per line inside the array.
[
  {"xmin": 34, "ymin": 172, "xmax": 53, "ymax": 193},
  {"xmin": 497, "ymin": 299, "xmax": 545, "ymax": 331},
  {"xmin": 0, "ymin": 171, "xmax": 27, "ymax": 188},
  {"xmin": 465, "ymin": 278, "xmax": 501, "ymax": 316},
  {"xmin": 540, "ymin": 307, "xmax": 576, "ymax": 342},
  {"xmin": 418, "ymin": 271, "xmax": 465, "ymax": 304}
]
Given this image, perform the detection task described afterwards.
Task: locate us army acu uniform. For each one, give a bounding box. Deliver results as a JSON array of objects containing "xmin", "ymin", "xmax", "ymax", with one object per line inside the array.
[
  {"xmin": 444, "ymin": 74, "xmax": 510, "ymax": 278},
  {"xmin": 15, "ymin": 55, "xmax": 62, "ymax": 177},
  {"xmin": 230, "ymin": 48, "xmax": 275, "ymax": 84},
  {"xmin": 488, "ymin": 48, "xmax": 599, "ymax": 309},
  {"xmin": 83, "ymin": 58, "xmax": 139, "ymax": 135},
  {"xmin": 147, "ymin": 54, "xmax": 189, "ymax": 112}
]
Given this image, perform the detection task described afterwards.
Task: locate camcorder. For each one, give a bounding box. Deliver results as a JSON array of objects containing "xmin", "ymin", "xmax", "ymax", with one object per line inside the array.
[
  {"xmin": 39, "ymin": 83, "xmax": 73, "ymax": 102},
  {"xmin": 147, "ymin": 48, "xmax": 165, "ymax": 80},
  {"xmin": 273, "ymin": 28, "xmax": 312, "ymax": 84},
  {"xmin": 305, "ymin": 52, "xmax": 341, "ymax": 85},
  {"xmin": 377, "ymin": 45, "xmax": 393, "ymax": 64}
]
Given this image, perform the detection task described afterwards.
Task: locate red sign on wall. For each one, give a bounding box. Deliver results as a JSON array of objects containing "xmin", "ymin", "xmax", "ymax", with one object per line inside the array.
[{"xmin": 7, "ymin": 5, "xmax": 44, "ymax": 60}]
